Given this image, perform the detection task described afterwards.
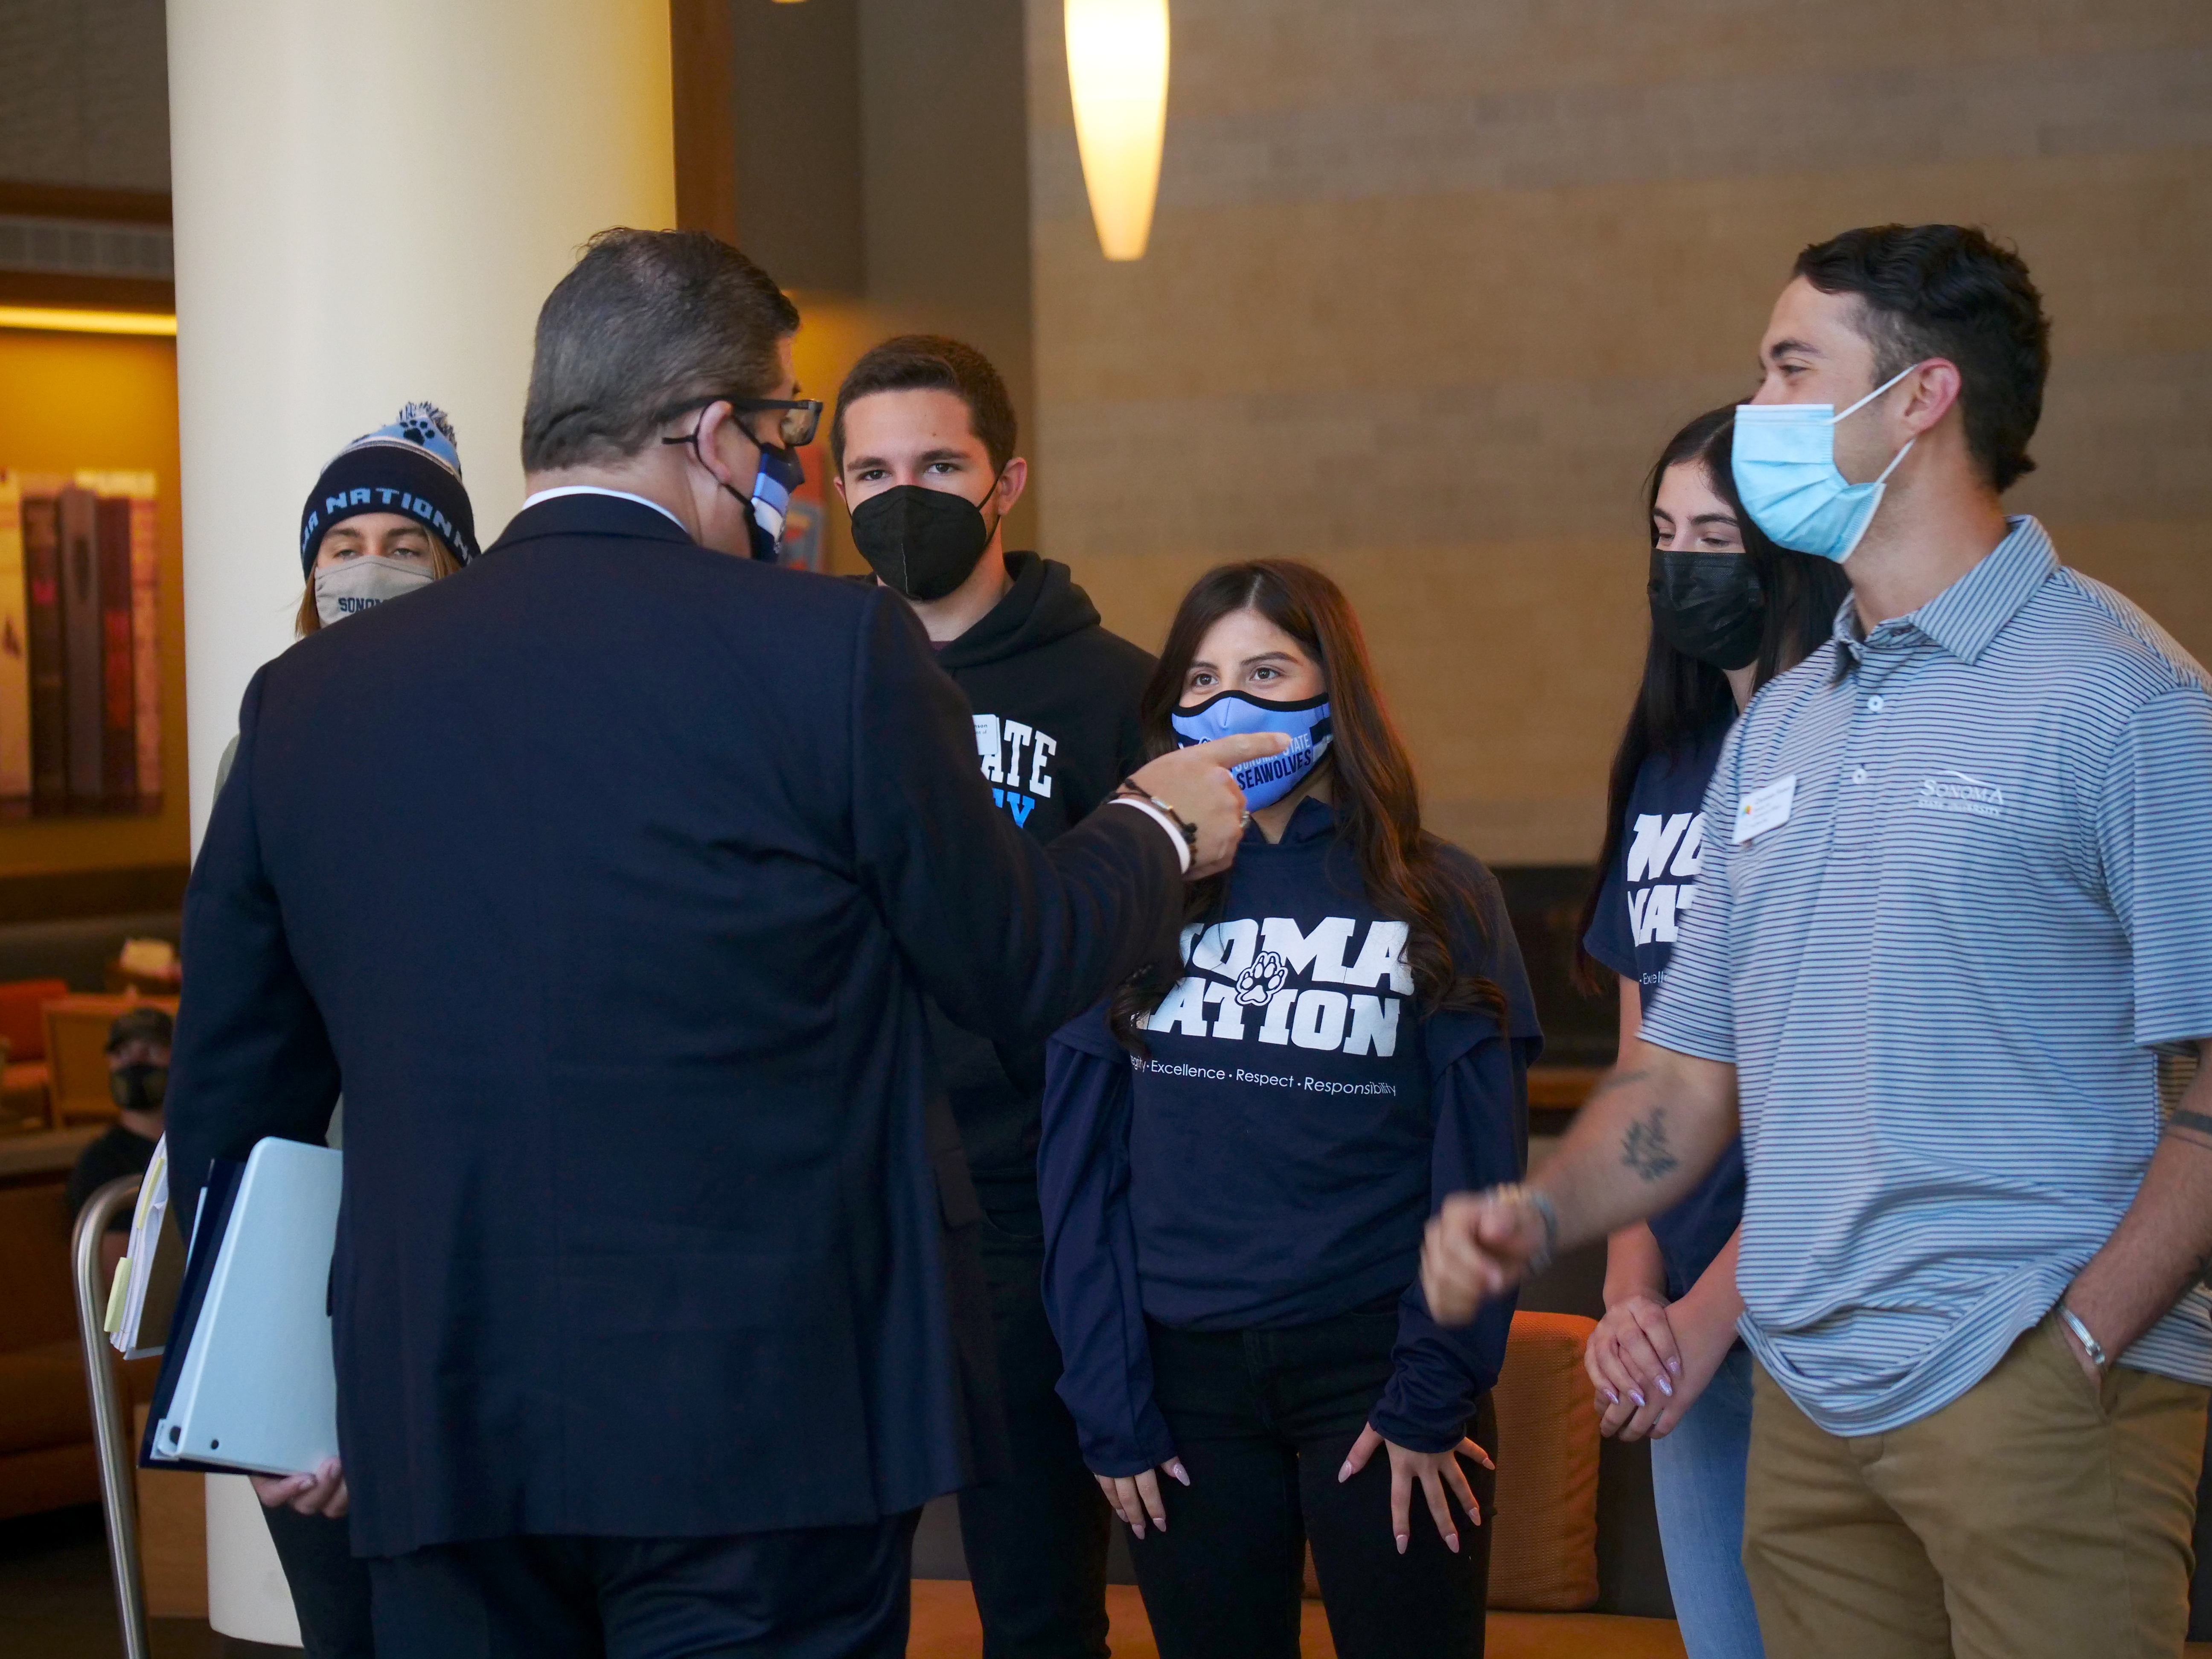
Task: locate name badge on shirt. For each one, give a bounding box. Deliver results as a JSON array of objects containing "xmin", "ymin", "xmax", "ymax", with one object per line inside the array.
[{"xmin": 1733, "ymin": 774, "xmax": 1796, "ymax": 844}]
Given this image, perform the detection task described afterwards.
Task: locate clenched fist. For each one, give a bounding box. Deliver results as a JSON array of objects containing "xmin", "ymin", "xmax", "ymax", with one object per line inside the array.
[{"xmin": 1421, "ymin": 1188, "xmax": 1555, "ymax": 1327}]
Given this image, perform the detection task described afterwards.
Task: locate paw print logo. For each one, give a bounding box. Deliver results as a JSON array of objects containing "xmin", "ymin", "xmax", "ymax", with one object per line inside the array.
[
  {"xmin": 1235, "ymin": 951, "xmax": 1289, "ymax": 1007},
  {"xmin": 393, "ymin": 402, "xmax": 457, "ymax": 452}
]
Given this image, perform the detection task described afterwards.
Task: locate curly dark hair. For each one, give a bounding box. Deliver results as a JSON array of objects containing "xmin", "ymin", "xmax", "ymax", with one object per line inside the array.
[{"xmin": 1793, "ymin": 224, "xmax": 2050, "ymax": 492}]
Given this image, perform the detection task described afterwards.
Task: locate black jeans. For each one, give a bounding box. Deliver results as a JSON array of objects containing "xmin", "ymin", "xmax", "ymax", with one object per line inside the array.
[
  {"xmin": 1130, "ymin": 1301, "xmax": 1495, "ymax": 1659},
  {"xmin": 262, "ymin": 1505, "xmax": 376, "ymax": 1659},
  {"xmin": 366, "ymin": 1512, "xmax": 920, "ymax": 1659},
  {"xmin": 956, "ymin": 1188, "xmax": 1113, "ymax": 1659}
]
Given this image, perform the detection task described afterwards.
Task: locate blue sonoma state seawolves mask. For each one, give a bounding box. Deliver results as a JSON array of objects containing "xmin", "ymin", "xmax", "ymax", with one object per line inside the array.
[
  {"xmin": 1731, "ymin": 360, "xmax": 1925, "ymax": 562},
  {"xmin": 1170, "ymin": 690, "xmax": 1333, "ymax": 809}
]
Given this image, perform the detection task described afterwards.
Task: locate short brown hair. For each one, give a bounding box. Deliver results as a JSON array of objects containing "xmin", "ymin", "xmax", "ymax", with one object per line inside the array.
[
  {"xmin": 830, "ymin": 335, "xmax": 1017, "ymax": 476},
  {"xmin": 521, "ymin": 229, "xmax": 800, "ymax": 473},
  {"xmin": 1793, "ymin": 224, "xmax": 2049, "ymax": 492}
]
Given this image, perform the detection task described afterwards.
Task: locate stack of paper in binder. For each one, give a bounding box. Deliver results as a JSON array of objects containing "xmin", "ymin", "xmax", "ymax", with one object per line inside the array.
[
  {"xmin": 102, "ymin": 1135, "xmax": 188, "ymax": 1360},
  {"xmin": 137, "ymin": 1138, "xmax": 344, "ymax": 1478}
]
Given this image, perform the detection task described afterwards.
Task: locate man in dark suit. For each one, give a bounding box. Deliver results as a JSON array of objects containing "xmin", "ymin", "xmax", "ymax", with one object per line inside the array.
[{"xmin": 165, "ymin": 229, "xmax": 1276, "ymax": 1658}]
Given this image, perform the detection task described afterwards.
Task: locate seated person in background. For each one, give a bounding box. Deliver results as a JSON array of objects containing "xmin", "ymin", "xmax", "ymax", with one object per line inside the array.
[
  {"xmin": 832, "ymin": 333, "xmax": 1155, "ymax": 1659},
  {"xmin": 66, "ymin": 1006, "xmax": 172, "ymax": 1281},
  {"xmin": 1040, "ymin": 560, "xmax": 1541, "ymax": 1659}
]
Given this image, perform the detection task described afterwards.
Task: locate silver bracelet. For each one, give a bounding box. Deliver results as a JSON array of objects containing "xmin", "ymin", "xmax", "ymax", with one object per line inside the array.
[
  {"xmin": 2056, "ymin": 1299, "xmax": 2112, "ymax": 1373},
  {"xmin": 1483, "ymin": 1183, "xmax": 1558, "ymax": 1277}
]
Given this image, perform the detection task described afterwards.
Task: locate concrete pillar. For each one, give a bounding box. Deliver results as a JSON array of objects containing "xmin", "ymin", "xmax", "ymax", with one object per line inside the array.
[{"xmin": 167, "ymin": 0, "xmax": 677, "ymax": 851}]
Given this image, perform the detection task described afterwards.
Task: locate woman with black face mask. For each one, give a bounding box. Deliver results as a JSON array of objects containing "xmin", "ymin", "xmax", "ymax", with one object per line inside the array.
[{"xmin": 1572, "ymin": 407, "xmax": 1849, "ymax": 1659}]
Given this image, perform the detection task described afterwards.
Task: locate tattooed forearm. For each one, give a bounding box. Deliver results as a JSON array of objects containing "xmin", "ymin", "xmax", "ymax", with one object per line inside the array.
[{"xmin": 1621, "ymin": 1109, "xmax": 1680, "ymax": 1183}]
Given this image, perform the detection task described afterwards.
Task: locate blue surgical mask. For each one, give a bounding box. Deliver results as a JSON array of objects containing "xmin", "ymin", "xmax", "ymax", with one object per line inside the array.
[
  {"xmin": 1732, "ymin": 361, "xmax": 1925, "ymax": 562},
  {"xmin": 748, "ymin": 445, "xmax": 805, "ymax": 562},
  {"xmin": 1169, "ymin": 690, "xmax": 1333, "ymax": 809}
]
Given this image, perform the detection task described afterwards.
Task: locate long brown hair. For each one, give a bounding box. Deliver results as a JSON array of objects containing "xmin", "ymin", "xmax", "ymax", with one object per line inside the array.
[
  {"xmin": 296, "ymin": 533, "xmax": 462, "ymax": 636},
  {"xmin": 1112, "ymin": 560, "xmax": 1504, "ymax": 1049},
  {"xmin": 1569, "ymin": 409, "xmax": 1850, "ymax": 994}
]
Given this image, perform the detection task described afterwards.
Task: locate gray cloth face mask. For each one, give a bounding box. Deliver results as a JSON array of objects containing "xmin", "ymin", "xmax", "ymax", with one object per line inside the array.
[{"xmin": 313, "ymin": 555, "xmax": 433, "ymax": 626}]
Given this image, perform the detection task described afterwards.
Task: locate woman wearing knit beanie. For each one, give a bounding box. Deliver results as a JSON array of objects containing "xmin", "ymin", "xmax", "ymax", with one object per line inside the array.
[
  {"xmin": 212, "ymin": 402, "xmax": 477, "ymax": 803},
  {"xmin": 294, "ymin": 400, "xmax": 478, "ymax": 635},
  {"xmin": 210, "ymin": 403, "xmax": 476, "ymax": 1659}
]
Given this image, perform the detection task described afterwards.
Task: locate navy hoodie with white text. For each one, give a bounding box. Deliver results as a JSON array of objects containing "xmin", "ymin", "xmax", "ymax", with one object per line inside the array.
[{"xmin": 923, "ymin": 552, "xmax": 1155, "ymax": 1189}]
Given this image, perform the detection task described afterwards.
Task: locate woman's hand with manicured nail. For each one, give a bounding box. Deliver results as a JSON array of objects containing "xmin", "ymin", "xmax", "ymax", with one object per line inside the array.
[
  {"xmin": 1342, "ymin": 1424, "xmax": 1490, "ymax": 1557},
  {"xmin": 1092, "ymin": 1459, "xmax": 1184, "ymax": 1540},
  {"xmin": 1586, "ymin": 1290, "xmax": 1687, "ymax": 1439}
]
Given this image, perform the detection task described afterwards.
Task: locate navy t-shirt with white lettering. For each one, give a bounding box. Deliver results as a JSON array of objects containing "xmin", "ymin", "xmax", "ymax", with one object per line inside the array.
[
  {"xmin": 1585, "ymin": 718, "xmax": 1747, "ymax": 1302},
  {"xmin": 1040, "ymin": 799, "xmax": 1543, "ymax": 1472}
]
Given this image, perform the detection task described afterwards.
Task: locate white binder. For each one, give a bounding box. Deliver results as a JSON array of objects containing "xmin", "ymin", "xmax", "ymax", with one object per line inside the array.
[{"xmin": 149, "ymin": 1138, "xmax": 343, "ymax": 1477}]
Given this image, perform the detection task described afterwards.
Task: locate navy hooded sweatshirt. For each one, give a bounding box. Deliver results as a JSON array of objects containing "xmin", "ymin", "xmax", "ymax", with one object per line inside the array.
[{"xmin": 1039, "ymin": 798, "xmax": 1541, "ymax": 1476}]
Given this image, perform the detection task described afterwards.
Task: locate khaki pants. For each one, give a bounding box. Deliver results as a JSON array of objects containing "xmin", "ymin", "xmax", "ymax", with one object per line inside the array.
[{"xmin": 1743, "ymin": 1313, "xmax": 2208, "ymax": 1659}]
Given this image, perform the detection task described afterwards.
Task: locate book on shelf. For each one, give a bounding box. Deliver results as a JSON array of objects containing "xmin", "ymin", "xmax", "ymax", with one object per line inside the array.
[
  {"xmin": 19, "ymin": 479, "xmax": 67, "ymax": 814},
  {"xmin": 57, "ymin": 485, "xmax": 104, "ymax": 812},
  {"xmin": 77, "ymin": 472, "xmax": 160, "ymax": 815},
  {"xmin": 97, "ymin": 495, "xmax": 136, "ymax": 809},
  {"xmin": 0, "ymin": 475, "xmax": 27, "ymax": 811},
  {"xmin": 6, "ymin": 472, "xmax": 161, "ymax": 817},
  {"xmin": 130, "ymin": 491, "xmax": 161, "ymax": 806}
]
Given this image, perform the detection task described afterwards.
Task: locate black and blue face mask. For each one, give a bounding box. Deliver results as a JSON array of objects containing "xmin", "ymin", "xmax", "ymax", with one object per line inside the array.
[
  {"xmin": 1169, "ymin": 690, "xmax": 1333, "ymax": 809},
  {"xmin": 747, "ymin": 445, "xmax": 806, "ymax": 562}
]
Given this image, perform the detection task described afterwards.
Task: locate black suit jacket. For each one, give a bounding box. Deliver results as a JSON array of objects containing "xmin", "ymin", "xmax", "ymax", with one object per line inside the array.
[{"xmin": 166, "ymin": 495, "xmax": 1180, "ymax": 1556}]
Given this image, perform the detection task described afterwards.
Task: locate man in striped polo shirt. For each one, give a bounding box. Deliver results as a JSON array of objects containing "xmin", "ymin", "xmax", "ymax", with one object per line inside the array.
[{"xmin": 1420, "ymin": 224, "xmax": 2212, "ymax": 1659}]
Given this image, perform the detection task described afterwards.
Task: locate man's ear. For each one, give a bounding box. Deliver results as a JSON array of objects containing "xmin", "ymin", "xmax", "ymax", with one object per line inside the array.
[
  {"xmin": 995, "ymin": 456, "xmax": 1030, "ymax": 515},
  {"xmin": 1902, "ymin": 360, "xmax": 1964, "ymax": 437},
  {"xmin": 693, "ymin": 399, "xmax": 756, "ymax": 492}
]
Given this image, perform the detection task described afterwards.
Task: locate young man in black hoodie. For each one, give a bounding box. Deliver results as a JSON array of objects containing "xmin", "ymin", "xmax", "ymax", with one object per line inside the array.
[{"xmin": 834, "ymin": 336, "xmax": 1152, "ymax": 1659}]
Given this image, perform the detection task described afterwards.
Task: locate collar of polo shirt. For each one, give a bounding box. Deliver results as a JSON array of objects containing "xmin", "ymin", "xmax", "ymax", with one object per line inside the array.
[{"xmin": 1832, "ymin": 516, "xmax": 2056, "ymax": 682}]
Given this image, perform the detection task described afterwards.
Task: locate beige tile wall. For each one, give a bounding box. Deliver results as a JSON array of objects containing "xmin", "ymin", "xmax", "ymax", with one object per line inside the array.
[{"xmin": 1025, "ymin": 0, "xmax": 2212, "ymax": 863}]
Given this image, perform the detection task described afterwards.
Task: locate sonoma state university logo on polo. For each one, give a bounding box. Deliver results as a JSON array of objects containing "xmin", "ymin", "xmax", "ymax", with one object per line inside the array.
[
  {"xmin": 1138, "ymin": 914, "xmax": 1414, "ymax": 1067},
  {"xmin": 1915, "ymin": 768, "xmax": 2005, "ymax": 820}
]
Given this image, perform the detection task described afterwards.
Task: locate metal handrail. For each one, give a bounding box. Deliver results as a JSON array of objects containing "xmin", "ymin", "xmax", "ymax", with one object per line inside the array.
[{"xmin": 70, "ymin": 1174, "xmax": 151, "ymax": 1659}]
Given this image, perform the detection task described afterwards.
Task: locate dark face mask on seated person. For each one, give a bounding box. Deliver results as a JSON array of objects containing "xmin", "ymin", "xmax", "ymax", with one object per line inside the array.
[
  {"xmin": 849, "ymin": 474, "xmax": 1003, "ymax": 602},
  {"xmin": 110, "ymin": 1062, "xmax": 167, "ymax": 1115},
  {"xmin": 1648, "ymin": 548, "xmax": 1766, "ymax": 672}
]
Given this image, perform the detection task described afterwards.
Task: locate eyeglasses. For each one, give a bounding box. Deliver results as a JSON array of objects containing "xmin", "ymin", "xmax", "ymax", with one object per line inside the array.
[
  {"xmin": 732, "ymin": 397, "xmax": 823, "ymax": 448},
  {"xmin": 661, "ymin": 394, "xmax": 823, "ymax": 451}
]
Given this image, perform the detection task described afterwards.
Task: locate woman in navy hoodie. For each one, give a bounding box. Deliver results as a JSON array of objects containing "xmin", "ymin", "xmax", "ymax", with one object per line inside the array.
[{"xmin": 1039, "ymin": 560, "xmax": 1540, "ymax": 1659}]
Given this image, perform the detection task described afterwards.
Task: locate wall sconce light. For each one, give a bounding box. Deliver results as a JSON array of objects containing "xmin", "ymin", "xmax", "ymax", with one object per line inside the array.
[{"xmin": 1064, "ymin": 0, "xmax": 1169, "ymax": 261}]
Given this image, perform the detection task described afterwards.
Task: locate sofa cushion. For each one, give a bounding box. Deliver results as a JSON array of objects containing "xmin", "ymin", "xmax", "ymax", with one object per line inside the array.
[
  {"xmin": 1488, "ymin": 1310, "xmax": 1602, "ymax": 1612},
  {"xmin": 0, "ymin": 1339, "xmax": 92, "ymax": 1456}
]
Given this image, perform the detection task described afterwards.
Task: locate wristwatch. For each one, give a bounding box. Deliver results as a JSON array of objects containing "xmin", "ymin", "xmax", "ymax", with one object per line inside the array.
[
  {"xmin": 2055, "ymin": 1300, "xmax": 2112, "ymax": 1374},
  {"xmin": 1481, "ymin": 1183, "xmax": 1559, "ymax": 1277}
]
